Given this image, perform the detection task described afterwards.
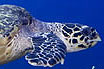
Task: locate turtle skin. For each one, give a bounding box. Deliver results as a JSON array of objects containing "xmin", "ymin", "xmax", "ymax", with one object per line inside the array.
[
  {"xmin": 0, "ymin": 5, "xmax": 101, "ymax": 67},
  {"xmin": 25, "ymin": 22, "xmax": 101, "ymax": 67},
  {"xmin": 0, "ymin": 5, "xmax": 32, "ymax": 64}
]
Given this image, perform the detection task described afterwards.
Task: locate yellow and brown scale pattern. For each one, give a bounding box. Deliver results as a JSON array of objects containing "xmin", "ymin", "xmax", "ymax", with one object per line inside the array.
[{"xmin": 0, "ymin": 5, "xmax": 32, "ymax": 64}]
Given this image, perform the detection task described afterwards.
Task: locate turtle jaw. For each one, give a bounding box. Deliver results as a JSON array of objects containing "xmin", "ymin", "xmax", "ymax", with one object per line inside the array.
[
  {"xmin": 0, "ymin": 34, "xmax": 8, "ymax": 46},
  {"xmin": 0, "ymin": 34, "xmax": 13, "ymax": 46}
]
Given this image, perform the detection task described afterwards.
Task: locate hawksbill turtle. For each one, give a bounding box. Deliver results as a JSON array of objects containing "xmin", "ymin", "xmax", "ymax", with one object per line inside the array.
[{"xmin": 0, "ymin": 5, "xmax": 101, "ymax": 67}]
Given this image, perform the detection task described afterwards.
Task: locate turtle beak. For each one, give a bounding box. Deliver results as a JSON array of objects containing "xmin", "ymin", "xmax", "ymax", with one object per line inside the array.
[{"xmin": 0, "ymin": 34, "xmax": 8, "ymax": 46}]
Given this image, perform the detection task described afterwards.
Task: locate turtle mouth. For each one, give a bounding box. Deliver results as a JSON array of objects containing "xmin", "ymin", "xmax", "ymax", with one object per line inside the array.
[
  {"xmin": 0, "ymin": 34, "xmax": 8, "ymax": 46},
  {"xmin": 0, "ymin": 34, "xmax": 13, "ymax": 46}
]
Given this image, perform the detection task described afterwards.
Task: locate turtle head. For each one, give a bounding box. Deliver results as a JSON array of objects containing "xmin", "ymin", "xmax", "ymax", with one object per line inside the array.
[
  {"xmin": 0, "ymin": 33, "xmax": 13, "ymax": 46},
  {"xmin": 0, "ymin": 34, "xmax": 8, "ymax": 46}
]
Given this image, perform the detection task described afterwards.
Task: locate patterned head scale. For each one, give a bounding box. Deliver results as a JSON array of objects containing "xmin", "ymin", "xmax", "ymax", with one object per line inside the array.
[{"xmin": 0, "ymin": 5, "xmax": 32, "ymax": 46}]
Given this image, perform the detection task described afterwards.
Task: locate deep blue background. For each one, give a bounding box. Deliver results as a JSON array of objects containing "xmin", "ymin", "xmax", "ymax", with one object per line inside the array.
[{"xmin": 0, "ymin": 0, "xmax": 104, "ymax": 69}]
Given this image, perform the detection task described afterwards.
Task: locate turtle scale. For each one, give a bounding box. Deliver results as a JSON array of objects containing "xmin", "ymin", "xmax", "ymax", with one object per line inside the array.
[
  {"xmin": 0, "ymin": 5, "xmax": 32, "ymax": 64},
  {"xmin": 0, "ymin": 5, "xmax": 33, "ymax": 46},
  {"xmin": 0, "ymin": 5, "xmax": 32, "ymax": 36},
  {"xmin": 0, "ymin": 5, "xmax": 101, "ymax": 67}
]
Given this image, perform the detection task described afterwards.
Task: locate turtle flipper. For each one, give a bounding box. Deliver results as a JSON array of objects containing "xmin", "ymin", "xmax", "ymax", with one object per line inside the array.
[
  {"xmin": 25, "ymin": 32, "xmax": 67, "ymax": 67},
  {"xmin": 44, "ymin": 23, "xmax": 101, "ymax": 52}
]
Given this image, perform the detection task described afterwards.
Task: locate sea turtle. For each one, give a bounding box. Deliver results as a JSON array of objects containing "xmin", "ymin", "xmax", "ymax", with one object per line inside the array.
[{"xmin": 0, "ymin": 5, "xmax": 101, "ymax": 67}]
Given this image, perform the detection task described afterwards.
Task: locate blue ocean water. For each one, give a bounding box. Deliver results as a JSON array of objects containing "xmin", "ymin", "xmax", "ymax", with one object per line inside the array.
[{"xmin": 0, "ymin": 0, "xmax": 104, "ymax": 69}]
